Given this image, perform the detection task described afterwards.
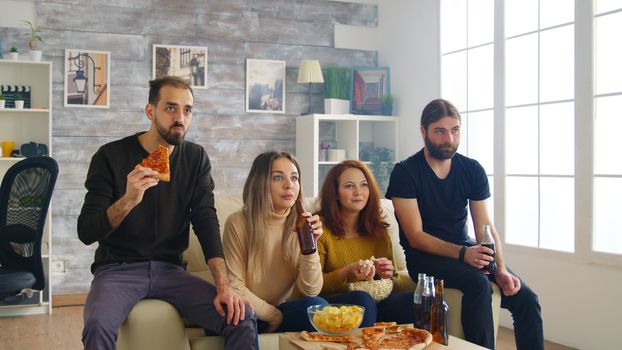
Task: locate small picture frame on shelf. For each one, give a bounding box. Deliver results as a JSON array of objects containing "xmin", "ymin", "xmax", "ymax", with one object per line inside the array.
[
  {"xmin": 64, "ymin": 49, "xmax": 110, "ymax": 108},
  {"xmin": 245, "ymin": 59, "xmax": 286, "ymax": 114},
  {"xmin": 350, "ymin": 66, "xmax": 390, "ymax": 115},
  {"xmin": 152, "ymin": 44, "xmax": 208, "ymax": 89}
]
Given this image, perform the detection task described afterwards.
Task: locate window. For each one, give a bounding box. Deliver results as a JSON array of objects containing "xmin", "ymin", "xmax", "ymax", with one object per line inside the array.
[
  {"xmin": 593, "ymin": 2, "xmax": 622, "ymax": 255},
  {"xmin": 441, "ymin": 0, "xmax": 495, "ymax": 239},
  {"xmin": 441, "ymin": 0, "xmax": 580, "ymax": 253},
  {"xmin": 504, "ymin": 0, "xmax": 575, "ymax": 252}
]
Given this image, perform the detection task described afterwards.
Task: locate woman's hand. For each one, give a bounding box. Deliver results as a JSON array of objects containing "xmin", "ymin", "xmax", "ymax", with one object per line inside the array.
[
  {"xmin": 304, "ymin": 212, "xmax": 323, "ymax": 243},
  {"xmin": 348, "ymin": 259, "xmax": 375, "ymax": 281},
  {"xmin": 373, "ymin": 257, "xmax": 394, "ymax": 279}
]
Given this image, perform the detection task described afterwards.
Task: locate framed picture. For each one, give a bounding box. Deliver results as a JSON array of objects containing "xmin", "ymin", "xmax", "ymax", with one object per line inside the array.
[
  {"xmin": 153, "ymin": 45, "xmax": 207, "ymax": 89},
  {"xmin": 64, "ymin": 49, "xmax": 111, "ymax": 108},
  {"xmin": 350, "ymin": 66, "xmax": 390, "ymax": 115},
  {"xmin": 245, "ymin": 59, "xmax": 286, "ymax": 114}
]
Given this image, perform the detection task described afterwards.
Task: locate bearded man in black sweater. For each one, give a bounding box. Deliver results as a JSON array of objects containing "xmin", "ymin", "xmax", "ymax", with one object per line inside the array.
[{"xmin": 77, "ymin": 76, "xmax": 257, "ymax": 350}]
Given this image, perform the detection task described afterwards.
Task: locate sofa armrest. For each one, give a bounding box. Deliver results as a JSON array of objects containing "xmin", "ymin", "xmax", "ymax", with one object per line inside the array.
[{"xmin": 117, "ymin": 299, "xmax": 191, "ymax": 350}]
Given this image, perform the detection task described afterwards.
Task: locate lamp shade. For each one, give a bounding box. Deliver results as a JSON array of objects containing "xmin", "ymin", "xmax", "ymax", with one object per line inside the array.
[{"xmin": 297, "ymin": 60, "xmax": 324, "ymax": 84}]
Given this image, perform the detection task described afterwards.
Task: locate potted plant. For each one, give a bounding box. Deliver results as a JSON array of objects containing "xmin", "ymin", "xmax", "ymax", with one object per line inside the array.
[
  {"xmin": 380, "ymin": 94, "xmax": 394, "ymax": 116},
  {"xmin": 323, "ymin": 66, "xmax": 351, "ymax": 114},
  {"xmin": 0, "ymin": 95, "xmax": 5, "ymax": 109},
  {"xmin": 13, "ymin": 90, "xmax": 25, "ymax": 109},
  {"xmin": 22, "ymin": 20, "xmax": 43, "ymax": 61},
  {"xmin": 8, "ymin": 47, "xmax": 18, "ymax": 60}
]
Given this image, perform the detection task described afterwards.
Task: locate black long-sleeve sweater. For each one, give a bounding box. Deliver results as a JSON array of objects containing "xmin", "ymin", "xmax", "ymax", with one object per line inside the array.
[{"xmin": 77, "ymin": 133, "xmax": 223, "ymax": 273}]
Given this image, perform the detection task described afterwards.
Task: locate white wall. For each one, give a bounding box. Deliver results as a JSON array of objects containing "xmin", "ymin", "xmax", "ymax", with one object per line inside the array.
[
  {"xmin": 336, "ymin": 1, "xmax": 621, "ymax": 349},
  {"xmin": 0, "ymin": 0, "xmax": 35, "ymax": 28}
]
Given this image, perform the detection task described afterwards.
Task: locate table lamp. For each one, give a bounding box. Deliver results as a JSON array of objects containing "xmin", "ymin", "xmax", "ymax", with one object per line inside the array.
[{"xmin": 297, "ymin": 60, "xmax": 324, "ymax": 115}]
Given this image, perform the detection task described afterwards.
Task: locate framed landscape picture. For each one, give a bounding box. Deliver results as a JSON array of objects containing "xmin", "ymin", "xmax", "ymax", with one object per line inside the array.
[
  {"xmin": 245, "ymin": 59, "xmax": 286, "ymax": 114},
  {"xmin": 350, "ymin": 66, "xmax": 390, "ymax": 115},
  {"xmin": 64, "ymin": 49, "xmax": 111, "ymax": 108},
  {"xmin": 152, "ymin": 44, "xmax": 208, "ymax": 89}
]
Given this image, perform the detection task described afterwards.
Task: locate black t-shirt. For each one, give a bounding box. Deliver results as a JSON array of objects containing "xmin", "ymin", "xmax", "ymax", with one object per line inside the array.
[
  {"xmin": 77, "ymin": 133, "xmax": 222, "ymax": 273},
  {"xmin": 385, "ymin": 149, "xmax": 490, "ymax": 252}
]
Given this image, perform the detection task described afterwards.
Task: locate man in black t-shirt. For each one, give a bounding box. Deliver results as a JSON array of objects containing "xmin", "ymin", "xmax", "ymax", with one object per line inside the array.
[
  {"xmin": 386, "ymin": 99, "xmax": 543, "ymax": 350},
  {"xmin": 77, "ymin": 77, "xmax": 257, "ymax": 350}
]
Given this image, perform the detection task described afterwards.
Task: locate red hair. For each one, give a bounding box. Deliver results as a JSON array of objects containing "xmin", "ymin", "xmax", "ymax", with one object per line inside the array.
[{"xmin": 316, "ymin": 160, "xmax": 388, "ymax": 239}]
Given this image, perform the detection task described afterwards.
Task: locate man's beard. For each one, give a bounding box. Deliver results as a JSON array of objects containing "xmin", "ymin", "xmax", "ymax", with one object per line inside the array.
[
  {"xmin": 155, "ymin": 114, "xmax": 185, "ymax": 146},
  {"xmin": 425, "ymin": 135, "xmax": 458, "ymax": 160}
]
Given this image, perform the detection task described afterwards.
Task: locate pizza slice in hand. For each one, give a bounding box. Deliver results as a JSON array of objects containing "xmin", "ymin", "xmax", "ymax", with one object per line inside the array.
[{"xmin": 140, "ymin": 145, "xmax": 170, "ymax": 182}]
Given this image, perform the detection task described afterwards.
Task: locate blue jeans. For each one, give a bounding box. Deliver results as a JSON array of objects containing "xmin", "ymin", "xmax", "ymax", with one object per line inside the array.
[
  {"xmin": 257, "ymin": 296, "xmax": 328, "ymax": 333},
  {"xmin": 405, "ymin": 248, "xmax": 543, "ymax": 350}
]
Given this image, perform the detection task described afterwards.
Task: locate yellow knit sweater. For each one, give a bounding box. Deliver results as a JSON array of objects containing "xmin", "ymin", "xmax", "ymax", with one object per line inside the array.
[{"xmin": 317, "ymin": 225, "xmax": 404, "ymax": 297}]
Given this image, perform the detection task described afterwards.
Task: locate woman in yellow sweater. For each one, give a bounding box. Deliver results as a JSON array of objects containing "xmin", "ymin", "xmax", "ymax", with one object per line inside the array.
[
  {"xmin": 223, "ymin": 151, "xmax": 327, "ymax": 333},
  {"xmin": 316, "ymin": 160, "xmax": 413, "ymax": 327}
]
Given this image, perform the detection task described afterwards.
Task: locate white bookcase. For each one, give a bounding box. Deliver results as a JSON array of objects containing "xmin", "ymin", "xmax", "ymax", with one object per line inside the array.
[
  {"xmin": 296, "ymin": 114, "xmax": 399, "ymax": 197},
  {"xmin": 0, "ymin": 59, "xmax": 53, "ymax": 316}
]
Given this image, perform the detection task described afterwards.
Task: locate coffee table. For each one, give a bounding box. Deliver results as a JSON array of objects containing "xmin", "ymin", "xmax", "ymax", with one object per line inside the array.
[{"xmin": 279, "ymin": 333, "xmax": 488, "ymax": 350}]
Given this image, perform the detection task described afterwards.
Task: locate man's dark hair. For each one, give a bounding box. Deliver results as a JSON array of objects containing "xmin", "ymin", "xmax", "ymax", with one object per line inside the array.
[
  {"xmin": 421, "ymin": 98, "xmax": 461, "ymax": 130},
  {"xmin": 148, "ymin": 76, "xmax": 194, "ymax": 105}
]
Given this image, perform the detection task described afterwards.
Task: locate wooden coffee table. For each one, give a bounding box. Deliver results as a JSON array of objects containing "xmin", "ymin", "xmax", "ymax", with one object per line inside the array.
[{"xmin": 279, "ymin": 332, "xmax": 488, "ymax": 350}]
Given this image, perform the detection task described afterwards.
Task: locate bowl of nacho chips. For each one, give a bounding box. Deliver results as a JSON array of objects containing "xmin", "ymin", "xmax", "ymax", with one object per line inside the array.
[{"xmin": 307, "ymin": 304, "xmax": 365, "ymax": 335}]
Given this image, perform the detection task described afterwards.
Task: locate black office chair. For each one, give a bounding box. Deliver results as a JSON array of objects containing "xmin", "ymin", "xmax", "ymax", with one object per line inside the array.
[{"xmin": 0, "ymin": 156, "xmax": 58, "ymax": 304}]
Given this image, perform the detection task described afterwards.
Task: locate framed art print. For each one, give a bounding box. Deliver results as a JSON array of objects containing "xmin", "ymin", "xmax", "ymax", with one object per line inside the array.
[
  {"xmin": 350, "ymin": 66, "xmax": 390, "ymax": 115},
  {"xmin": 64, "ymin": 49, "xmax": 111, "ymax": 108},
  {"xmin": 246, "ymin": 59, "xmax": 286, "ymax": 114},
  {"xmin": 153, "ymin": 44, "xmax": 208, "ymax": 89}
]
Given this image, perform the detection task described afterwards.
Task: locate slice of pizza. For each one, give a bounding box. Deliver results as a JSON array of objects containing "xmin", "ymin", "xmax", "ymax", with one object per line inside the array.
[
  {"xmin": 400, "ymin": 327, "xmax": 433, "ymax": 350},
  {"xmin": 300, "ymin": 330, "xmax": 355, "ymax": 343},
  {"xmin": 373, "ymin": 321, "xmax": 397, "ymax": 328},
  {"xmin": 361, "ymin": 326, "xmax": 386, "ymax": 344},
  {"xmin": 140, "ymin": 145, "xmax": 170, "ymax": 182}
]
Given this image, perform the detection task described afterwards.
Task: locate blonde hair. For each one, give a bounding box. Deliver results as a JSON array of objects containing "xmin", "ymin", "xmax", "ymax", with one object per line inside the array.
[{"xmin": 242, "ymin": 151, "xmax": 304, "ymax": 273}]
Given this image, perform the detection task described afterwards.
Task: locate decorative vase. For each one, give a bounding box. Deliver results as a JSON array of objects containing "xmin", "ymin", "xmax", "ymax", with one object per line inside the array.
[
  {"xmin": 8, "ymin": 52, "xmax": 18, "ymax": 60},
  {"xmin": 29, "ymin": 50, "xmax": 42, "ymax": 61},
  {"xmin": 381, "ymin": 105, "xmax": 393, "ymax": 116},
  {"xmin": 0, "ymin": 100, "xmax": 5, "ymax": 109},
  {"xmin": 324, "ymin": 98, "xmax": 350, "ymax": 115},
  {"xmin": 14, "ymin": 100, "xmax": 24, "ymax": 109}
]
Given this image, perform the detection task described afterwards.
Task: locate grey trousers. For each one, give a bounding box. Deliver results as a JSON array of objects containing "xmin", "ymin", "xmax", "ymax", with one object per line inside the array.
[{"xmin": 82, "ymin": 260, "xmax": 257, "ymax": 350}]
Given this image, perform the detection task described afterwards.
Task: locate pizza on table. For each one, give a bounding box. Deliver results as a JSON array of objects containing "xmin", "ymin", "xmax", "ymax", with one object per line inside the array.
[{"xmin": 300, "ymin": 322, "xmax": 433, "ymax": 350}]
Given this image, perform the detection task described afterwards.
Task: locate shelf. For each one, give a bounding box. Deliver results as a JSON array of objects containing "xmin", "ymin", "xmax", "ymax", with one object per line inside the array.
[{"xmin": 0, "ymin": 108, "xmax": 50, "ymax": 113}]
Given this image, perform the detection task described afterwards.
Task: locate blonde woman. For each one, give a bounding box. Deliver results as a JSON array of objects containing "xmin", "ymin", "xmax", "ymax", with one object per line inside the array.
[{"xmin": 223, "ymin": 151, "xmax": 327, "ymax": 333}]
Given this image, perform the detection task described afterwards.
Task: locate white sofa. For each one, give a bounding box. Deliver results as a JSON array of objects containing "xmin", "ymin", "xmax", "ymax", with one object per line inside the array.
[{"xmin": 116, "ymin": 195, "xmax": 501, "ymax": 350}]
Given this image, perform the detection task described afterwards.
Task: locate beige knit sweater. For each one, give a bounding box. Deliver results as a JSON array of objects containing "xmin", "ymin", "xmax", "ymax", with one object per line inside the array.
[{"xmin": 222, "ymin": 209, "xmax": 323, "ymax": 327}]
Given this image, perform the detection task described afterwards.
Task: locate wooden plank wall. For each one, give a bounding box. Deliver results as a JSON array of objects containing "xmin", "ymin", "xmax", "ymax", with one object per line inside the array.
[{"xmin": 0, "ymin": 0, "xmax": 378, "ymax": 293}]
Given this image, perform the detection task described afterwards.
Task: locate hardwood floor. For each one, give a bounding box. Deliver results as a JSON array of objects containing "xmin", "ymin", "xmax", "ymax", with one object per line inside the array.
[{"xmin": 0, "ymin": 305, "xmax": 574, "ymax": 350}]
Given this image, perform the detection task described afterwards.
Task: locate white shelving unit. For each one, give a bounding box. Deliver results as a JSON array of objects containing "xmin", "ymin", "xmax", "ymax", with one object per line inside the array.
[
  {"xmin": 296, "ymin": 114, "xmax": 399, "ymax": 197},
  {"xmin": 0, "ymin": 59, "xmax": 53, "ymax": 316}
]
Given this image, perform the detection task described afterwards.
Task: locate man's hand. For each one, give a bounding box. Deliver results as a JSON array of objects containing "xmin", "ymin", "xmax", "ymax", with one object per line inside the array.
[
  {"xmin": 495, "ymin": 268, "xmax": 521, "ymax": 296},
  {"xmin": 213, "ymin": 284, "xmax": 249, "ymax": 326},
  {"xmin": 124, "ymin": 165, "xmax": 160, "ymax": 207},
  {"xmin": 464, "ymin": 245, "xmax": 494, "ymax": 269},
  {"xmin": 373, "ymin": 257, "xmax": 394, "ymax": 279},
  {"xmin": 107, "ymin": 165, "xmax": 159, "ymax": 229}
]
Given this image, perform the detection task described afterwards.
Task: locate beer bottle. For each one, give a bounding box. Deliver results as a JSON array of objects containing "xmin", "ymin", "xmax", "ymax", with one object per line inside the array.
[
  {"xmin": 481, "ymin": 224, "xmax": 497, "ymax": 274},
  {"xmin": 421, "ymin": 275, "xmax": 435, "ymax": 331},
  {"xmin": 412, "ymin": 273, "xmax": 426, "ymax": 329},
  {"xmin": 294, "ymin": 197, "xmax": 317, "ymax": 255},
  {"xmin": 430, "ymin": 279, "xmax": 449, "ymax": 345}
]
